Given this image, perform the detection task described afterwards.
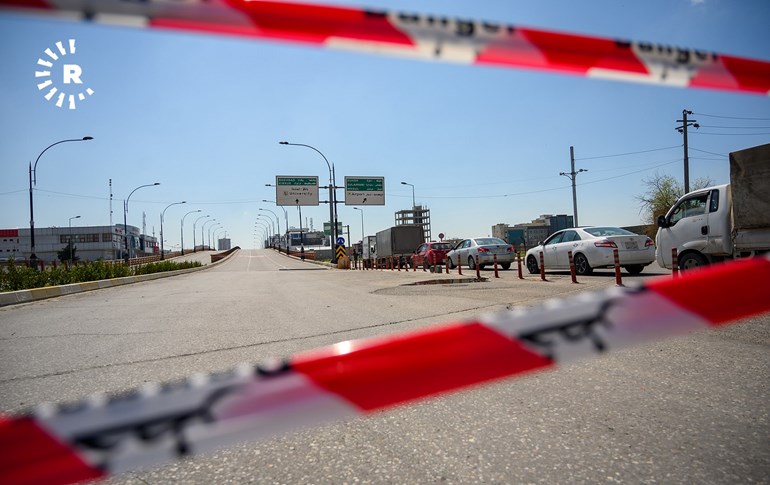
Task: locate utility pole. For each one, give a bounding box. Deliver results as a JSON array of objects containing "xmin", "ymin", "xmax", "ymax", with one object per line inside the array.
[
  {"xmin": 560, "ymin": 146, "xmax": 587, "ymax": 227},
  {"xmin": 676, "ymin": 109, "xmax": 699, "ymax": 194}
]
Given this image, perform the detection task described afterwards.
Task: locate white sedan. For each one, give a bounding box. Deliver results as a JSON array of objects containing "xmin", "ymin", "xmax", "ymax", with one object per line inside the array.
[{"xmin": 525, "ymin": 227, "xmax": 655, "ymax": 276}]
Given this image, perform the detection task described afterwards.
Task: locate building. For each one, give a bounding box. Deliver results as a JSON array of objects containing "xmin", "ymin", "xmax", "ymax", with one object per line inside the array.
[
  {"xmin": 395, "ymin": 205, "xmax": 431, "ymax": 242},
  {"xmin": 217, "ymin": 238, "xmax": 232, "ymax": 251},
  {"xmin": 492, "ymin": 214, "xmax": 574, "ymax": 250},
  {"xmin": 0, "ymin": 225, "xmax": 158, "ymax": 262}
]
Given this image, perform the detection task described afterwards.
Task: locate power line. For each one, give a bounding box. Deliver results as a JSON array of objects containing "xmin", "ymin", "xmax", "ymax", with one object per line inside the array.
[
  {"xmin": 689, "ymin": 131, "xmax": 770, "ymax": 136},
  {"xmin": 698, "ymin": 125, "xmax": 770, "ymax": 129},
  {"xmin": 692, "ymin": 112, "xmax": 770, "ymax": 121},
  {"xmin": 574, "ymin": 145, "xmax": 681, "ymax": 161},
  {"xmin": 690, "ymin": 147, "xmax": 727, "ymax": 157}
]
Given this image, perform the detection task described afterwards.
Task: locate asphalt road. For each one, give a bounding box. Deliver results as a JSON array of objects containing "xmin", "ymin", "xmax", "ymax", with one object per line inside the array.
[{"xmin": 0, "ymin": 249, "xmax": 767, "ymax": 484}]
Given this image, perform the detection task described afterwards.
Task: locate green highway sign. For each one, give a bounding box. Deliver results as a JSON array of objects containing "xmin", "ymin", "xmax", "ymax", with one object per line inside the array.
[
  {"xmin": 276, "ymin": 175, "xmax": 319, "ymax": 206},
  {"xmin": 344, "ymin": 176, "xmax": 385, "ymax": 205}
]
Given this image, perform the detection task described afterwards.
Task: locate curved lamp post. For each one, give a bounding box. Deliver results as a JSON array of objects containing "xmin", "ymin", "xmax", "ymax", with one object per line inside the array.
[
  {"xmin": 400, "ymin": 181, "xmax": 416, "ymax": 208},
  {"xmin": 28, "ymin": 136, "xmax": 93, "ymax": 264},
  {"xmin": 259, "ymin": 208, "xmax": 281, "ymax": 241},
  {"xmin": 160, "ymin": 201, "xmax": 186, "ymax": 260},
  {"xmin": 201, "ymin": 219, "xmax": 216, "ymax": 251},
  {"xmin": 124, "ymin": 182, "xmax": 160, "ymax": 263},
  {"xmin": 192, "ymin": 214, "xmax": 209, "ymax": 253},
  {"xmin": 180, "ymin": 209, "xmax": 201, "ymax": 256},
  {"xmin": 353, "ymin": 207, "xmax": 364, "ymax": 244},
  {"xmin": 279, "ymin": 141, "xmax": 337, "ymax": 260},
  {"xmin": 263, "ymin": 199, "xmax": 289, "ymax": 251},
  {"xmin": 68, "ymin": 215, "xmax": 80, "ymax": 265},
  {"xmin": 208, "ymin": 223, "xmax": 221, "ymax": 251}
]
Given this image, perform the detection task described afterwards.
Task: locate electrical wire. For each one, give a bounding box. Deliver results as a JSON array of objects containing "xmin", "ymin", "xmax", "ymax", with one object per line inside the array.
[
  {"xmin": 692, "ymin": 112, "xmax": 770, "ymax": 121},
  {"xmin": 574, "ymin": 145, "xmax": 681, "ymax": 161}
]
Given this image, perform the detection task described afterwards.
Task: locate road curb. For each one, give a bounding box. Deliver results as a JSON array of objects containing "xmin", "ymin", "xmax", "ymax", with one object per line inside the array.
[{"xmin": 0, "ymin": 249, "xmax": 239, "ymax": 307}]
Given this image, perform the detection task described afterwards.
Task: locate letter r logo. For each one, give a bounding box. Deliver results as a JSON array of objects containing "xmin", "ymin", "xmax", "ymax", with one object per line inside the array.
[{"xmin": 63, "ymin": 64, "xmax": 83, "ymax": 84}]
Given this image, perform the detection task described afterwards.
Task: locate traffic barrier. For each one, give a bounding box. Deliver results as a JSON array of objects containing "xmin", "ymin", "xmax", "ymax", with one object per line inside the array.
[
  {"xmin": 445, "ymin": 259, "xmax": 449, "ymax": 274},
  {"xmin": 9, "ymin": 0, "xmax": 770, "ymax": 96},
  {"xmin": 397, "ymin": 258, "xmax": 401, "ymax": 272},
  {"xmin": 457, "ymin": 257, "xmax": 462, "ymax": 275},
  {"xmin": 672, "ymin": 248, "xmax": 679, "ymax": 278},
  {"xmin": 539, "ymin": 251, "xmax": 546, "ymax": 281},
  {"xmin": 493, "ymin": 254, "xmax": 500, "ymax": 278},
  {"xmin": 517, "ymin": 254, "xmax": 523, "ymax": 280},
  {"xmin": 613, "ymin": 248, "xmax": 623, "ymax": 286},
  {"xmin": 1, "ymin": 256, "xmax": 767, "ymax": 485},
  {"xmin": 568, "ymin": 250, "xmax": 578, "ymax": 284},
  {"xmin": 475, "ymin": 255, "xmax": 481, "ymax": 279}
]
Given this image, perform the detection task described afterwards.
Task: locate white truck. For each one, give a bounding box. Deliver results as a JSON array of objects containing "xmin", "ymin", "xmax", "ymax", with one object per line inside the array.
[{"xmin": 655, "ymin": 143, "xmax": 770, "ymax": 270}]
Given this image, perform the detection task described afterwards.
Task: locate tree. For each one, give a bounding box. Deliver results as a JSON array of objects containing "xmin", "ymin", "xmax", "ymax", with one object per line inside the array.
[
  {"xmin": 57, "ymin": 241, "xmax": 79, "ymax": 263},
  {"xmin": 636, "ymin": 172, "xmax": 715, "ymax": 225}
]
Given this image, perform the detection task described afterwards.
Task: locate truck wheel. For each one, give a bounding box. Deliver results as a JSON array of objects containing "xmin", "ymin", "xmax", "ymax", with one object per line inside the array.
[
  {"xmin": 678, "ymin": 252, "xmax": 708, "ymax": 272},
  {"xmin": 574, "ymin": 253, "xmax": 593, "ymax": 275},
  {"xmin": 624, "ymin": 265, "xmax": 644, "ymax": 275},
  {"xmin": 526, "ymin": 255, "xmax": 539, "ymax": 274}
]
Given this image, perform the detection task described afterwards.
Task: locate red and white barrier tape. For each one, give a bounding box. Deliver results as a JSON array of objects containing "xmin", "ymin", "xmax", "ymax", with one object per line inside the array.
[
  {"xmin": 2, "ymin": 0, "xmax": 769, "ymax": 95},
  {"xmin": 1, "ymin": 256, "xmax": 769, "ymax": 485}
]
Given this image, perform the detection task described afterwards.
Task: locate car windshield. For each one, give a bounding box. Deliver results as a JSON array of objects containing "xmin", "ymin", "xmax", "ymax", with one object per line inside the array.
[
  {"xmin": 431, "ymin": 243, "xmax": 453, "ymax": 250},
  {"xmin": 584, "ymin": 227, "xmax": 635, "ymax": 237},
  {"xmin": 475, "ymin": 238, "xmax": 507, "ymax": 246}
]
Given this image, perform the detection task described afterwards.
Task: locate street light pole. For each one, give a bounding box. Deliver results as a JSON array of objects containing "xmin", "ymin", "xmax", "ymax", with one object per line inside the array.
[
  {"xmin": 180, "ymin": 209, "xmax": 201, "ymax": 256},
  {"xmin": 353, "ymin": 207, "xmax": 364, "ymax": 243},
  {"xmin": 202, "ymin": 219, "xmax": 216, "ymax": 250},
  {"xmin": 160, "ymin": 201, "xmax": 186, "ymax": 260},
  {"xmin": 559, "ymin": 146, "xmax": 587, "ymax": 227},
  {"xmin": 259, "ymin": 208, "xmax": 281, "ymax": 241},
  {"xmin": 124, "ymin": 182, "xmax": 160, "ymax": 263},
  {"xmin": 279, "ymin": 141, "xmax": 337, "ymax": 260},
  {"xmin": 28, "ymin": 136, "xmax": 93, "ymax": 264},
  {"xmin": 400, "ymin": 181, "xmax": 416, "ymax": 208},
  {"xmin": 262, "ymin": 199, "xmax": 289, "ymax": 251},
  {"xmin": 257, "ymin": 215, "xmax": 275, "ymax": 241},
  {"xmin": 192, "ymin": 215, "xmax": 209, "ymax": 253},
  {"xmin": 209, "ymin": 223, "xmax": 221, "ymax": 251},
  {"xmin": 68, "ymin": 215, "xmax": 80, "ymax": 266}
]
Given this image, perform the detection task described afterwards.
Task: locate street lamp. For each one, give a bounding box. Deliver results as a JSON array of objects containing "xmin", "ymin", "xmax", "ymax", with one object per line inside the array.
[
  {"xmin": 279, "ymin": 141, "xmax": 338, "ymax": 260},
  {"xmin": 263, "ymin": 199, "xmax": 289, "ymax": 252},
  {"xmin": 28, "ymin": 136, "xmax": 93, "ymax": 264},
  {"xmin": 208, "ymin": 223, "xmax": 221, "ymax": 250},
  {"xmin": 259, "ymin": 208, "xmax": 281, "ymax": 239},
  {"xmin": 257, "ymin": 215, "xmax": 275, "ymax": 239},
  {"xmin": 255, "ymin": 220, "xmax": 270, "ymax": 248},
  {"xmin": 68, "ymin": 215, "xmax": 80, "ymax": 266},
  {"xmin": 180, "ymin": 209, "xmax": 201, "ymax": 256},
  {"xmin": 202, "ymin": 219, "xmax": 216, "ymax": 250},
  {"xmin": 192, "ymin": 214, "xmax": 209, "ymax": 252},
  {"xmin": 400, "ymin": 181, "xmax": 416, "ymax": 208},
  {"xmin": 160, "ymin": 201, "xmax": 186, "ymax": 260},
  {"xmin": 124, "ymin": 182, "xmax": 160, "ymax": 263},
  {"xmin": 353, "ymin": 207, "xmax": 364, "ymax": 243}
]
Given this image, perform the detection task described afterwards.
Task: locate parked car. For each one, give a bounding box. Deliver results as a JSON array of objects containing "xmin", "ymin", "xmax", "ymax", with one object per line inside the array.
[
  {"xmin": 525, "ymin": 227, "xmax": 655, "ymax": 276},
  {"xmin": 446, "ymin": 237, "xmax": 515, "ymax": 270},
  {"xmin": 412, "ymin": 241, "xmax": 454, "ymax": 269}
]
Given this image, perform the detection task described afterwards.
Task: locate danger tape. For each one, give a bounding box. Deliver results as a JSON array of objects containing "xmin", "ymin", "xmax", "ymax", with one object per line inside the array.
[
  {"xmin": 2, "ymin": 0, "xmax": 769, "ymax": 96},
  {"xmin": 1, "ymin": 256, "xmax": 769, "ymax": 484}
]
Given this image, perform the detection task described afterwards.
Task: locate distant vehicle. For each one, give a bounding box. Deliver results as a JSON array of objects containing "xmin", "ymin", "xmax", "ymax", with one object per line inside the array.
[
  {"xmin": 446, "ymin": 237, "xmax": 514, "ymax": 270},
  {"xmin": 375, "ymin": 225, "xmax": 424, "ymax": 267},
  {"xmin": 656, "ymin": 143, "xmax": 770, "ymax": 271},
  {"xmin": 412, "ymin": 241, "xmax": 453, "ymax": 270},
  {"xmin": 525, "ymin": 227, "xmax": 654, "ymax": 276}
]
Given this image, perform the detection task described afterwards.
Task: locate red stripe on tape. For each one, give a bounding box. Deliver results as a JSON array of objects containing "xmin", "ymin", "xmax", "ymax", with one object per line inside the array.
[
  {"xmin": 647, "ymin": 257, "xmax": 770, "ymax": 325},
  {"xmin": 293, "ymin": 322, "xmax": 553, "ymax": 411},
  {"xmin": 0, "ymin": 416, "xmax": 103, "ymax": 485}
]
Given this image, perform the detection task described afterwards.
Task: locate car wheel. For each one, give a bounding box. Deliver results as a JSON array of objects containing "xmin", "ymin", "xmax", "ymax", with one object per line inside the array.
[
  {"xmin": 468, "ymin": 256, "xmax": 476, "ymax": 270},
  {"xmin": 526, "ymin": 255, "xmax": 539, "ymax": 274},
  {"xmin": 624, "ymin": 265, "xmax": 644, "ymax": 275},
  {"xmin": 423, "ymin": 260, "xmax": 430, "ymax": 271},
  {"xmin": 678, "ymin": 252, "xmax": 708, "ymax": 272},
  {"xmin": 447, "ymin": 257, "xmax": 455, "ymax": 269},
  {"xmin": 500, "ymin": 263, "xmax": 511, "ymax": 270},
  {"xmin": 574, "ymin": 253, "xmax": 593, "ymax": 275}
]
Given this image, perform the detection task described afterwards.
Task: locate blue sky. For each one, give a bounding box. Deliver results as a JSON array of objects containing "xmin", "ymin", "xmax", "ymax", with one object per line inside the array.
[{"xmin": 1, "ymin": 0, "xmax": 769, "ymax": 250}]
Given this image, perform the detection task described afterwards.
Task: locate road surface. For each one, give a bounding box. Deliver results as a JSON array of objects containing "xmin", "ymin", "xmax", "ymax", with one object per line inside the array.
[{"xmin": 0, "ymin": 249, "xmax": 767, "ymax": 483}]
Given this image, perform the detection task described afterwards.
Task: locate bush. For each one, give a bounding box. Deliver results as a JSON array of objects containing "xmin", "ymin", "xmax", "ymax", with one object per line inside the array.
[{"xmin": 0, "ymin": 259, "xmax": 201, "ymax": 292}]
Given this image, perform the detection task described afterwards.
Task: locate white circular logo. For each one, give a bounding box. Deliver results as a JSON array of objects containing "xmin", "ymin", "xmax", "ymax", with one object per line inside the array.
[{"xmin": 35, "ymin": 39, "xmax": 94, "ymax": 110}]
